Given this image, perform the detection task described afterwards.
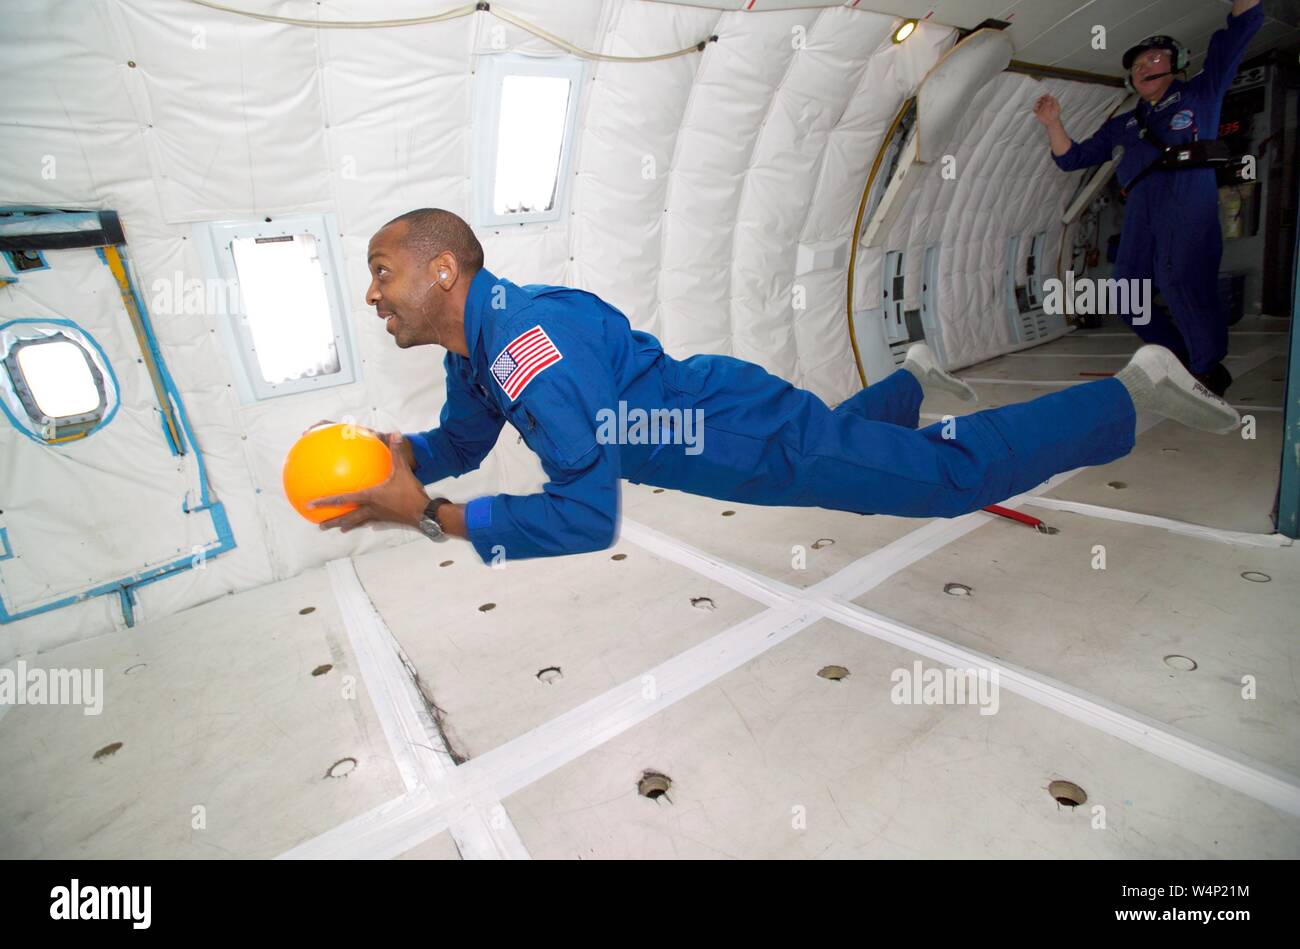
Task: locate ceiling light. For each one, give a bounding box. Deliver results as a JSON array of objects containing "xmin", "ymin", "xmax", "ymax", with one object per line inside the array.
[{"xmin": 893, "ymin": 19, "xmax": 917, "ymax": 44}]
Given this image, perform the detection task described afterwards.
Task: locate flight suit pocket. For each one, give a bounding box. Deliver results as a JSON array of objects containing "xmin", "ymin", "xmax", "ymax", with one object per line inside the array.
[
  {"xmin": 698, "ymin": 424, "xmax": 765, "ymax": 472},
  {"xmin": 661, "ymin": 357, "xmax": 708, "ymax": 396},
  {"xmin": 511, "ymin": 400, "xmax": 597, "ymax": 472}
]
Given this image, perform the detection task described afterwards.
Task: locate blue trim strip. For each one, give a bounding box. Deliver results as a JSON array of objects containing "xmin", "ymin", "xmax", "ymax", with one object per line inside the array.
[
  {"xmin": 0, "ymin": 318, "xmax": 122, "ymax": 445},
  {"xmin": 117, "ymin": 588, "xmax": 136, "ymax": 628},
  {"xmin": 0, "ymin": 527, "xmax": 12, "ymax": 561},
  {"xmin": 0, "ymin": 503, "xmax": 236, "ymax": 628},
  {"xmin": 0, "ymin": 243, "xmax": 237, "ymax": 627}
]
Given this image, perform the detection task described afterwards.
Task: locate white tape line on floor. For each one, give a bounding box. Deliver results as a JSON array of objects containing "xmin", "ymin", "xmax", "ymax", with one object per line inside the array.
[
  {"xmin": 1019, "ymin": 497, "xmax": 1293, "ymax": 548},
  {"xmin": 811, "ymin": 597, "xmax": 1300, "ymax": 818},
  {"xmin": 319, "ymin": 558, "xmax": 529, "ymax": 859},
  {"xmin": 280, "ymin": 604, "xmax": 821, "ymax": 859},
  {"xmin": 618, "ymin": 518, "xmax": 801, "ymax": 607}
]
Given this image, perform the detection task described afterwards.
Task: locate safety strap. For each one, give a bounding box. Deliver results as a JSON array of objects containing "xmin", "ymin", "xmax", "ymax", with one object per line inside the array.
[{"xmin": 1121, "ymin": 102, "xmax": 1240, "ymax": 197}]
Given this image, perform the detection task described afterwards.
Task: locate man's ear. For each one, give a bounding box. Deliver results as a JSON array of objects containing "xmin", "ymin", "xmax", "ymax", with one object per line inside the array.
[{"xmin": 433, "ymin": 253, "xmax": 457, "ymax": 286}]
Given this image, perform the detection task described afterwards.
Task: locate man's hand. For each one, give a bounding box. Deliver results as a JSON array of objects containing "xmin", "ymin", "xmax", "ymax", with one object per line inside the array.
[
  {"xmin": 1033, "ymin": 94, "xmax": 1075, "ymax": 157},
  {"xmin": 312, "ymin": 433, "xmax": 429, "ymax": 533},
  {"xmin": 305, "ymin": 419, "xmax": 417, "ymax": 473},
  {"xmin": 1033, "ymin": 94, "xmax": 1062, "ymax": 127}
]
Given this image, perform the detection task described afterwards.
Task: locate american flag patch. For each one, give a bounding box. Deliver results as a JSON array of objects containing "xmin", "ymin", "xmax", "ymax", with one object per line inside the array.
[{"xmin": 490, "ymin": 325, "xmax": 563, "ymax": 400}]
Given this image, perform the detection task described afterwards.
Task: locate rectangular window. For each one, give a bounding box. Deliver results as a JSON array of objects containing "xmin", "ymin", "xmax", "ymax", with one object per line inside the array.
[
  {"xmin": 194, "ymin": 214, "xmax": 359, "ymax": 403},
  {"xmin": 473, "ymin": 53, "xmax": 584, "ymax": 228},
  {"xmin": 228, "ymin": 234, "xmax": 341, "ymax": 385}
]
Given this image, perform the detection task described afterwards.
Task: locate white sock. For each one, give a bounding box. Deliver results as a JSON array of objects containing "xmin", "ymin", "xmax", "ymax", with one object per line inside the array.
[
  {"xmin": 1115, "ymin": 345, "xmax": 1239, "ymax": 434},
  {"xmin": 902, "ymin": 343, "xmax": 977, "ymax": 403}
]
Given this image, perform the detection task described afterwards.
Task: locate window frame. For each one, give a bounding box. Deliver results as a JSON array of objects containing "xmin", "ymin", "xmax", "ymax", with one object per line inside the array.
[
  {"xmin": 194, "ymin": 213, "xmax": 360, "ymax": 404},
  {"xmin": 471, "ymin": 52, "xmax": 585, "ymax": 229},
  {"xmin": 0, "ymin": 320, "xmax": 119, "ymax": 445}
]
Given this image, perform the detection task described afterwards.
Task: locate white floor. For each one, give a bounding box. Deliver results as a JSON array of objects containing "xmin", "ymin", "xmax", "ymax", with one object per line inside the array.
[{"xmin": 2, "ymin": 317, "xmax": 1297, "ymax": 859}]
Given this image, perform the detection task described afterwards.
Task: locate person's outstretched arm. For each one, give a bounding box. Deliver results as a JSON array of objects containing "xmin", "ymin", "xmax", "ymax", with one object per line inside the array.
[
  {"xmin": 403, "ymin": 351, "xmax": 507, "ymax": 484},
  {"xmin": 313, "ymin": 319, "xmax": 620, "ymax": 557},
  {"xmin": 458, "ymin": 315, "xmax": 622, "ymax": 562},
  {"xmin": 1035, "ymin": 94, "xmax": 1118, "ymax": 171},
  {"xmin": 1193, "ymin": 0, "xmax": 1265, "ymax": 102}
]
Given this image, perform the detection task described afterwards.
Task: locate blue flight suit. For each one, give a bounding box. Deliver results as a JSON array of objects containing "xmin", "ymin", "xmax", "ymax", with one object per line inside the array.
[
  {"xmin": 1052, "ymin": 4, "xmax": 1264, "ymax": 377},
  {"xmin": 405, "ymin": 267, "xmax": 1136, "ymax": 561}
]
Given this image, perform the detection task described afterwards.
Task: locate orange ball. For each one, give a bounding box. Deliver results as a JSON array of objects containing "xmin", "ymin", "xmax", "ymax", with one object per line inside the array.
[{"xmin": 283, "ymin": 423, "xmax": 394, "ymax": 524}]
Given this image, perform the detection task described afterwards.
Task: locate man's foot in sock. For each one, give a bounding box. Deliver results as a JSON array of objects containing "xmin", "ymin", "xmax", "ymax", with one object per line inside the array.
[
  {"xmin": 1193, "ymin": 362, "xmax": 1233, "ymax": 397},
  {"xmin": 1116, "ymin": 345, "xmax": 1239, "ymax": 434},
  {"xmin": 902, "ymin": 343, "xmax": 977, "ymax": 403}
]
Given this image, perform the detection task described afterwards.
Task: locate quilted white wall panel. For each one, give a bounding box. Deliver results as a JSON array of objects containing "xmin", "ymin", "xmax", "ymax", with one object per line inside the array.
[{"xmin": 0, "ymin": 0, "xmax": 1122, "ymax": 651}]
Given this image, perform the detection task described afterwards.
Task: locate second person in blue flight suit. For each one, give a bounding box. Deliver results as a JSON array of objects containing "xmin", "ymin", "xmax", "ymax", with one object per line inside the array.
[
  {"xmin": 1034, "ymin": 0, "xmax": 1264, "ymax": 396},
  {"xmin": 311, "ymin": 209, "xmax": 1239, "ymax": 562}
]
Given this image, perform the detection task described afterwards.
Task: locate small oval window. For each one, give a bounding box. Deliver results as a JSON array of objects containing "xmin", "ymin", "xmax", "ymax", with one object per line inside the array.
[{"xmin": 1, "ymin": 324, "xmax": 117, "ymax": 444}]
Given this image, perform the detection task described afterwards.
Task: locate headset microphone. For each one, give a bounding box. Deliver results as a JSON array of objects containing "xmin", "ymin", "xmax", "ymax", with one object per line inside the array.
[{"xmin": 1125, "ymin": 69, "xmax": 1173, "ymax": 93}]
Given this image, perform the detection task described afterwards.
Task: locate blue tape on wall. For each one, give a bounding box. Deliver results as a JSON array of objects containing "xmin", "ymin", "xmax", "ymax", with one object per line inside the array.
[{"xmin": 0, "ymin": 238, "xmax": 237, "ymax": 627}]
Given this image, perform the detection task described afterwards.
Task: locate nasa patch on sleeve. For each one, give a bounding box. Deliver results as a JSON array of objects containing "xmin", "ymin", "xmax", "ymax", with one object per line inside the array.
[{"xmin": 1169, "ymin": 109, "xmax": 1195, "ymax": 131}]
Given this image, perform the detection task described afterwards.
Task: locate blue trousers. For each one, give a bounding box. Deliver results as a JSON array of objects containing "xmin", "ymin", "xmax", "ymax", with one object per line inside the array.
[
  {"xmin": 1114, "ymin": 172, "xmax": 1227, "ymax": 376},
  {"xmin": 634, "ymin": 359, "xmax": 1136, "ymax": 519}
]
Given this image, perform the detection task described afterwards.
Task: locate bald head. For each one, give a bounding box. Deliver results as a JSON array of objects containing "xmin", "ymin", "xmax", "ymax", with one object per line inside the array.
[
  {"xmin": 365, "ymin": 208, "xmax": 481, "ymax": 355},
  {"xmin": 381, "ymin": 208, "xmax": 484, "ymax": 279}
]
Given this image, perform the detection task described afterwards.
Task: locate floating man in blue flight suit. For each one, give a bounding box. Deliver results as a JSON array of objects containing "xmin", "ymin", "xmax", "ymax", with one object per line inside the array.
[
  {"xmin": 312, "ymin": 209, "xmax": 1239, "ymax": 560},
  {"xmin": 1035, "ymin": 0, "xmax": 1264, "ymax": 396}
]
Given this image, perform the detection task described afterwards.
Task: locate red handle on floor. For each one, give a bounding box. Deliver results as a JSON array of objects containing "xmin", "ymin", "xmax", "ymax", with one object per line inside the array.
[{"xmin": 982, "ymin": 504, "xmax": 1043, "ymax": 528}]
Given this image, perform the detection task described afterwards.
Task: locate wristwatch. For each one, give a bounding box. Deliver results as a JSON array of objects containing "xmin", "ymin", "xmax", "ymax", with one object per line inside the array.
[{"xmin": 417, "ymin": 497, "xmax": 452, "ymax": 543}]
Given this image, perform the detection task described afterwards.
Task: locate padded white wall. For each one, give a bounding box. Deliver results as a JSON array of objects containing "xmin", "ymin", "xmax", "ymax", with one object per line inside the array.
[
  {"xmin": 859, "ymin": 71, "xmax": 1122, "ymax": 369},
  {"xmin": 0, "ymin": 0, "xmax": 1115, "ymax": 654}
]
